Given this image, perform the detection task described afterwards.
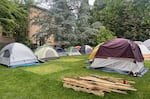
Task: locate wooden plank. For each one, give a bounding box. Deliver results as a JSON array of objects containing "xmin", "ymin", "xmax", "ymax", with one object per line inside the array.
[
  {"xmin": 90, "ymin": 74, "xmax": 135, "ymax": 84},
  {"xmin": 78, "ymin": 76, "xmax": 136, "ymax": 91},
  {"xmin": 63, "ymin": 83, "xmax": 105, "ymax": 96},
  {"xmin": 88, "ymin": 76, "xmax": 131, "ymax": 87},
  {"xmin": 79, "ymin": 76, "xmax": 136, "ymax": 91},
  {"xmin": 110, "ymin": 89, "xmax": 127, "ymax": 94},
  {"xmin": 64, "ymin": 81, "xmax": 128, "ymax": 94},
  {"xmin": 63, "ymin": 78, "xmax": 111, "ymax": 92},
  {"xmin": 63, "ymin": 75, "xmax": 137, "ymax": 96},
  {"xmin": 63, "ymin": 78, "xmax": 130, "ymax": 94},
  {"xmin": 80, "ymin": 80, "xmax": 127, "ymax": 94},
  {"xmin": 143, "ymin": 54, "xmax": 150, "ymax": 61}
]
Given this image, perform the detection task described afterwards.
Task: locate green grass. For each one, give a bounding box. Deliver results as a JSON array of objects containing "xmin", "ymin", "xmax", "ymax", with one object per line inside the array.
[{"xmin": 0, "ymin": 55, "xmax": 150, "ymax": 99}]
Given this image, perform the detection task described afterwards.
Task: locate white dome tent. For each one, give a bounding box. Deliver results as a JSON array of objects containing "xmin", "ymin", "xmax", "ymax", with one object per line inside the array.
[
  {"xmin": 143, "ymin": 39, "xmax": 150, "ymax": 50},
  {"xmin": 67, "ymin": 46, "xmax": 81, "ymax": 56},
  {"xmin": 0, "ymin": 42, "xmax": 39, "ymax": 67},
  {"xmin": 138, "ymin": 44, "xmax": 150, "ymax": 60},
  {"xmin": 34, "ymin": 45, "xmax": 59, "ymax": 61}
]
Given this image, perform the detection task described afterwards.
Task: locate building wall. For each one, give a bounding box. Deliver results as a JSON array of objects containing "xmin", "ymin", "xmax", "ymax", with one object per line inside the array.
[
  {"xmin": 28, "ymin": 7, "xmax": 41, "ymax": 44},
  {"xmin": 0, "ymin": 25, "xmax": 15, "ymax": 44},
  {"xmin": 0, "ymin": 6, "xmax": 55, "ymax": 46},
  {"xmin": 28, "ymin": 7, "xmax": 55, "ymax": 46},
  {"xmin": 0, "ymin": 36, "xmax": 15, "ymax": 44}
]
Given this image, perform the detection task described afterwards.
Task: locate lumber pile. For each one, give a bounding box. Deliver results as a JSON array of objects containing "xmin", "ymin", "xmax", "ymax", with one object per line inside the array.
[
  {"xmin": 63, "ymin": 75, "xmax": 137, "ymax": 96},
  {"xmin": 143, "ymin": 54, "xmax": 150, "ymax": 61}
]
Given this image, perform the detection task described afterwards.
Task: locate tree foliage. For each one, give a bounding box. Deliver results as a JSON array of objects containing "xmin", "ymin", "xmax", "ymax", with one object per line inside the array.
[
  {"xmin": 75, "ymin": 0, "xmax": 98, "ymax": 45},
  {"xmin": 33, "ymin": 0, "xmax": 76, "ymax": 45},
  {"xmin": 92, "ymin": 0, "xmax": 150, "ymax": 41},
  {"xmin": 33, "ymin": 0, "xmax": 99, "ymax": 46},
  {"xmin": 97, "ymin": 26, "xmax": 116, "ymax": 43},
  {"xmin": 0, "ymin": 0, "xmax": 28, "ymax": 41}
]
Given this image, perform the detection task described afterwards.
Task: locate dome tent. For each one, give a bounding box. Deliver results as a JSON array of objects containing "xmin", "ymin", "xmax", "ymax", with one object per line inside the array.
[
  {"xmin": 54, "ymin": 46, "xmax": 67, "ymax": 56},
  {"xmin": 34, "ymin": 45, "xmax": 59, "ymax": 61},
  {"xmin": 67, "ymin": 46, "xmax": 81, "ymax": 56},
  {"xmin": 79, "ymin": 45, "xmax": 93, "ymax": 54},
  {"xmin": 89, "ymin": 38, "xmax": 147, "ymax": 76},
  {"xmin": 143, "ymin": 39, "xmax": 150, "ymax": 50},
  {"xmin": 138, "ymin": 44, "xmax": 150, "ymax": 60},
  {"xmin": 0, "ymin": 42, "xmax": 39, "ymax": 67},
  {"xmin": 88, "ymin": 43, "xmax": 103, "ymax": 62}
]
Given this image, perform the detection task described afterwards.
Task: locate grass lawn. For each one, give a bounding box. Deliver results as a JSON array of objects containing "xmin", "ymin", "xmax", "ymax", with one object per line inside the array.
[{"xmin": 0, "ymin": 55, "xmax": 150, "ymax": 99}]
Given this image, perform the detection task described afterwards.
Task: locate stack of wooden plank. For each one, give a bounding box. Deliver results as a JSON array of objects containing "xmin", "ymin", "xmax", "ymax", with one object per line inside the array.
[
  {"xmin": 143, "ymin": 54, "xmax": 150, "ymax": 60},
  {"xmin": 63, "ymin": 75, "xmax": 137, "ymax": 96}
]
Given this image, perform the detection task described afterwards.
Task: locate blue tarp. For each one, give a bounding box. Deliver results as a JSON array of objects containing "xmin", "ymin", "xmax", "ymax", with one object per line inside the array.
[
  {"xmin": 9, "ymin": 62, "xmax": 40, "ymax": 68},
  {"xmin": 86, "ymin": 66, "xmax": 148, "ymax": 77}
]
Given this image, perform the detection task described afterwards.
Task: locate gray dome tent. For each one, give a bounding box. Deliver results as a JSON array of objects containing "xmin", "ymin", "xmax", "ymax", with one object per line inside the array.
[
  {"xmin": 0, "ymin": 42, "xmax": 38, "ymax": 67},
  {"xmin": 79, "ymin": 45, "xmax": 93, "ymax": 54}
]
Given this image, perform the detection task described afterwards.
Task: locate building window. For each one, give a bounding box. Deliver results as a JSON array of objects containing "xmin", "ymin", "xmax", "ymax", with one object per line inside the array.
[
  {"xmin": 0, "ymin": 25, "xmax": 2, "ymax": 33},
  {"xmin": 2, "ymin": 32, "xmax": 13, "ymax": 37}
]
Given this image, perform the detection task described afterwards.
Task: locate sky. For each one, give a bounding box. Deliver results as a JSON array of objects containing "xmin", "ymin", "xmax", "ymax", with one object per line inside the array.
[
  {"xmin": 36, "ymin": 0, "xmax": 96, "ymax": 9},
  {"xmin": 89, "ymin": 0, "xmax": 96, "ymax": 6}
]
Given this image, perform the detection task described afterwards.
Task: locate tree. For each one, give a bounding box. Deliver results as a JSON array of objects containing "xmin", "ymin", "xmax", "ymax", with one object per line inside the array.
[
  {"xmin": 96, "ymin": 26, "xmax": 116, "ymax": 43},
  {"xmin": 33, "ymin": 0, "xmax": 99, "ymax": 46},
  {"xmin": 73, "ymin": 0, "xmax": 99, "ymax": 45},
  {"xmin": 32, "ymin": 0, "xmax": 77, "ymax": 46},
  {"xmin": 0, "ymin": 0, "xmax": 28, "ymax": 41},
  {"xmin": 92, "ymin": 0, "xmax": 150, "ymax": 41}
]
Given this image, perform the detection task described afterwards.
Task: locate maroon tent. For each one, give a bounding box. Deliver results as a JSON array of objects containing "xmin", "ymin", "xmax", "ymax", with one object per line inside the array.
[
  {"xmin": 95, "ymin": 38, "xmax": 144, "ymax": 62},
  {"xmin": 90, "ymin": 38, "xmax": 147, "ymax": 76}
]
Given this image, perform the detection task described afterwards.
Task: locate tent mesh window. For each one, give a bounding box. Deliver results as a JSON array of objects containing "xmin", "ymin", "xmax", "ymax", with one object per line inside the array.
[
  {"xmin": 72, "ymin": 48, "xmax": 78, "ymax": 52},
  {"xmin": 46, "ymin": 50, "xmax": 55, "ymax": 57},
  {"xmin": 3, "ymin": 50, "xmax": 10, "ymax": 57}
]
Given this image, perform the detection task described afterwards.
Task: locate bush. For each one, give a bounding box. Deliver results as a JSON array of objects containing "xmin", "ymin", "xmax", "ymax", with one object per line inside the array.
[{"xmin": 97, "ymin": 27, "xmax": 116, "ymax": 43}]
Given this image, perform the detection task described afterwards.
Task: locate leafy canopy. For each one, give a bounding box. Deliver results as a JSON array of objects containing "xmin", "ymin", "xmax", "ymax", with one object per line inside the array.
[
  {"xmin": 33, "ymin": 0, "xmax": 99, "ymax": 46},
  {"xmin": 0, "ymin": 0, "xmax": 28, "ymax": 35},
  {"xmin": 92, "ymin": 0, "xmax": 150, "ymax": 41}
]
